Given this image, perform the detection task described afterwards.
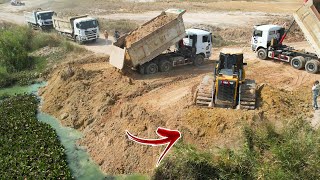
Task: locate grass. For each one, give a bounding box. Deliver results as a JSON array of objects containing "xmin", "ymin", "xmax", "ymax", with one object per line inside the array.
[
  {"xmin": 153, "ymin": 118, "xmax": 320, "ymax": 180},
  {"xmin": 0, "ymin": 0, "xmax": 9, "ymax": 4}
]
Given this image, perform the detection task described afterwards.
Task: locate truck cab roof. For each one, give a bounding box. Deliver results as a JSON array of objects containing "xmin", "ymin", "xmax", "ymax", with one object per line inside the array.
[
  {"xmin": 254, "ymin": 24, "xmax": 282, "ymax": 31},
  {"xmin": 37, "ymin": 10, "xmax": 54, "ymax": 14},
  {"xmin": 74, "ymin": 17, "xmax": 97, "ymax": 23},
  {"xmin": 186, "ymin": 28, "xmax": 211, "ymax": 36}
]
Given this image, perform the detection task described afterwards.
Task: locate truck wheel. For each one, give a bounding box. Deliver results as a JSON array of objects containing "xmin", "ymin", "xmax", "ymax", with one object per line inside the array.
[
  {"xmin": 159, "ymin": 60, "xmax": 172, "ymax": 72},
  {"xmin": 145, "ymin": 62, "xmax": 158, "ymax": 74},
  {"xmin": 194, "ymin": 55, "xmax": 204, "ymax": 66},
  {"xmin": 75, "ymin": 36, "xmax": 82, "ymax": 45},
  {"xmin": 257, "ymin": 48, "xmax": 268, "ymax": 60},
  {"xmin": 138, "ymin": 65, "xmax": 145, "ymax": 75},
  {"xmin": 305, "ymin": 60, "xmax": 320, "ymax": 74},
  {"xmin": 290, "ymin": 56, "xmax": 306, "ymax": 70}
]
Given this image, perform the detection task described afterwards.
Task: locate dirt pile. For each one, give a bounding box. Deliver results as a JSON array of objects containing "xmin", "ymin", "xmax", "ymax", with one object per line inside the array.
[
  {"xmin": 125, "ymin": 14, "xmax": 175, "ymax": 47},
  {"xmin": 180, "ymin": 84, "xmax": 312, "ymax": 150},
  {"xmin": 39, "ymin": 52, "xmax": 201, "ymax": 174},
  {"xmin": 189, "ymin": 24, "xmax": 253, "ymax": 47},
  {"xmin": 39, "ymin": 49, "xmax": 313, "ymax": 175}
]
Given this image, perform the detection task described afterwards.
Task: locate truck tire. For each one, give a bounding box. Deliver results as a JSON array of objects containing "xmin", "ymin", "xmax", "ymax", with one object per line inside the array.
[
  {"xmin": 145, "ymin": 62, "xmax": 159, "ymax": 74},
  {"xmin": 159, "ymin": 60, "xmax": 172, "ymax": 72},
  {"xmin": 138, "ymin": 65, "xmax": 145, "ymax": 74},
  {"xmin": 75, "ymin": 36, "xmax": 83, "ymax": 45},
  {"xmin": 290, "ymin": 56, "xmax": 306, "ymax": 70},
  {"xmin": 194, "ymin": 55, "xmax": 204, "ymax": 66},
  {"xmin": 257, "ymin": 48, "xmax": 268, "ymax": 60},
  {"xmin": 305, "ymin": 60, "xmax": 320, "ymax": 74}
]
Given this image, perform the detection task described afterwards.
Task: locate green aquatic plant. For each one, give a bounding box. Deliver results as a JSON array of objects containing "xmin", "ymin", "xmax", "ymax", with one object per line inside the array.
[{"xmin": 0, "ymin": 95, "xmax": 73, "ymax": 179}]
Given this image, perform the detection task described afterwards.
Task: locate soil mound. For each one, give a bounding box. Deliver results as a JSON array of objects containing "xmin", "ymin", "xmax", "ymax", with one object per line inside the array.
[{"xmin": 40, "ymin": 53, "xmax": 312, "ymax": 175}]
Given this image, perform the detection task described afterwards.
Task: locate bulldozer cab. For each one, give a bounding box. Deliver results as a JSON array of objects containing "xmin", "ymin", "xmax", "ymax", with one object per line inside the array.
[{"xmin": 216, "ymin": 48, "xmax": 245, "ymax": 76}]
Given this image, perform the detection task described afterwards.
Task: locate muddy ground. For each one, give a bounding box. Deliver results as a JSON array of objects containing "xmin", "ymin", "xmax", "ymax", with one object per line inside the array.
[{"xmin": 1, "ymin": 0, "xmax": 319, "ymax": 176}]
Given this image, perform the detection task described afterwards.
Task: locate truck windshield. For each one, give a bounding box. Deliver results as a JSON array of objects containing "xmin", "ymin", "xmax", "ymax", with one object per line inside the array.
[
  {"xmin": 39, "ymin": 12, "xmax": 54, "ymax": 20},
  {"xmin": 79, "ymin": 20, "xmax": 98, "ymax": 29}
]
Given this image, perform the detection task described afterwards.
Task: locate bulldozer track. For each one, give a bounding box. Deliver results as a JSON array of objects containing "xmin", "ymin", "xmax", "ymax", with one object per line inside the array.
[
  {"xmin": 195, "ymin": 75, "xmax": 215, "ymax": 107},
  {"xmin": 239, "ymin": 79, "xmax": 256, "ymax": 110}
]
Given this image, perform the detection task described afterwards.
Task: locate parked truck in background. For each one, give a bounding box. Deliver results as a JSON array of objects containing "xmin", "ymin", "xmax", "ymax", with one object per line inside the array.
[
  {"xmin": 24, "ymin": 10, "xmax": 54, "ymax": 30},
  {"xmin": 251, "ymin": 0, "xmax": 320, "ymax": 74},
  {"xmin": 109, "ymin": 9, "xmax": 212, "ymax": 74},
  {"xmin": 52, "ymin": 15, "xmax": 99, "ymax": 44}
]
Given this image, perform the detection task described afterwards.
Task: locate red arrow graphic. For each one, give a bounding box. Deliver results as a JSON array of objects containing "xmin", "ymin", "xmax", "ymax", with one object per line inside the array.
[{"xmin": 126, "ymin": 127, "xmax": 181, "ymax": 167}]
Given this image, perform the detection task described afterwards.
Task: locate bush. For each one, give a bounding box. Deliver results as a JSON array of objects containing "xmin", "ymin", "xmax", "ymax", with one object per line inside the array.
[
  {"xmin": 0, "ymin": 26, "xmax": 33, "ymax": 73},
  {"xmin": 153, "ymin": 143, "xmax": 218, "ymax": 180},
  {"xmin": 0, "ymin": 25, "xmax": 82, "ymax": 88},
  {"xmin": 59, "ymin": 39, "xmax": 85, "ymax": 53},
  {"xmin": 0, "ymin": 72, "xmax": 16, "ymax": 88},
  {"xmin": 0, "ymin": 95, "xmax": 73, "ymax": 179},
  {"xmin": 31, "ymin": 32, "xmax": 61, "ymax": 50}
]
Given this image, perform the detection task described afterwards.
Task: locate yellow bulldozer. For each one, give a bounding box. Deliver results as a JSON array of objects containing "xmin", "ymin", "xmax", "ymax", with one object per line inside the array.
[{"xmin": 194, "ymin": 48, "xmax": 256, "ymax": 110}]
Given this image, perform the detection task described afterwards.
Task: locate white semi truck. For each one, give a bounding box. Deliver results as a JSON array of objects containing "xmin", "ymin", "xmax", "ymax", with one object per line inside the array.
[
  {"xmin": 52, "ymin": 15, "xmax": 99, "ymax": 44},
  {"xmin": 251, "ymin": 0, "xmax": 320, "ymax": 74},
  {"xmin": 24, "ymin": 10, "xmax": 54, "ymax": 30},
  {"xmin": 110, "ymin": 9, "xmax": 212, "ymax": 74}
]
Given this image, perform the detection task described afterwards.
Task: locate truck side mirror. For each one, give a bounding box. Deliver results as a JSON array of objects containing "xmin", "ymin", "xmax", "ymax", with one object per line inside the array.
[{"xmin": 76, "ymin": 23, "xmax": 79, "ymax": 28}]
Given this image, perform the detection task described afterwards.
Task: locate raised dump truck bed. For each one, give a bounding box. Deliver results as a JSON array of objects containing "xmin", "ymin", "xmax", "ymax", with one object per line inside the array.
[
  {"xmin": 110, "ymin": 9, "xmax": 187, "ymax": 70},
  {"xmin": 293, "ymin": 0, "xmax": 320, "ymax": 58}
]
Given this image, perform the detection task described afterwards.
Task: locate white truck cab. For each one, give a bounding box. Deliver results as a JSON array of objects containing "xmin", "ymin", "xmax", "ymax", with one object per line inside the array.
[
  {"xmin": 36, "ymin": 11, "xmax": 54, "ymax": 26},
  {"xmin": 24, "ymin": 10, "xmax": 54, "ymax": 30},
  {"xmin": 184, "ymin": 28, "xmax": 213, "ymax": 58},
  {"xmin": 251, "ymin": 25, "xmax": 284, "ymax": 51},
  {"xmin": 73, "ymin": 17, "xmax": 99, "ymax": 42}
]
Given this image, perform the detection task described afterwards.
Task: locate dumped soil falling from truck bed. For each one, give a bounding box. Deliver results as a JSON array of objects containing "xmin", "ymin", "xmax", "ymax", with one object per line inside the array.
[{"xmin": 125, "ymin": 14, "xmax": 175, "ymax": 47}]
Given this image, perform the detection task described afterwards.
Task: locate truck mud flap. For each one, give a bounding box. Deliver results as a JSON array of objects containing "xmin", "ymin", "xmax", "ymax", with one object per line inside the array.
[{"xmin": 109, "ymin": 45, "xmax": 126, "ymax": 69}]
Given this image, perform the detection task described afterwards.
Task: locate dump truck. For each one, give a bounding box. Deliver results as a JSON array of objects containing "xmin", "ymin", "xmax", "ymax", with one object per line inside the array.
[
  {"xmin": 251, "ymin": 0, "xmax": 320, "ymax": 74},
  {"xmin": 24, "ymin": 10, "xmax": 54, "ymax": 30},
  {"xmin": 109, "ymin": 9, "xmax": 213, "ymax": 74},
  {"xmin": 194, "ymin": 49, "xmax": 256, "ymax": 110},
  {"xmin": 52, "ymin": 15, "xmax": 99, "ymax": 44}
]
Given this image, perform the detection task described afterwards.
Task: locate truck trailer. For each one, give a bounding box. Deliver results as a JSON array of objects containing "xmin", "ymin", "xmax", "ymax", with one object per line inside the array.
[
  {"xmin": 52, "ymin": 15, "xmax": 99, "ymax": 44},
  {"xmin": 24, "ymin": 10, "xmax": 54, "ymax": 30},
  {"xmin": 109, "ymin": 9, "xmax": 212, "ymax": 74},
  {"xmin": 251, "ymin": 0, "xmax": 320, "ymax": 74}
]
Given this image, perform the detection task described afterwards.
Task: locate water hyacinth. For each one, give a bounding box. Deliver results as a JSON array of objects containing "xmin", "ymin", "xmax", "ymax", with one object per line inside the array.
[{"xmin": 0, "ymin": 95, "xmax": 73, "ymax": 179}]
